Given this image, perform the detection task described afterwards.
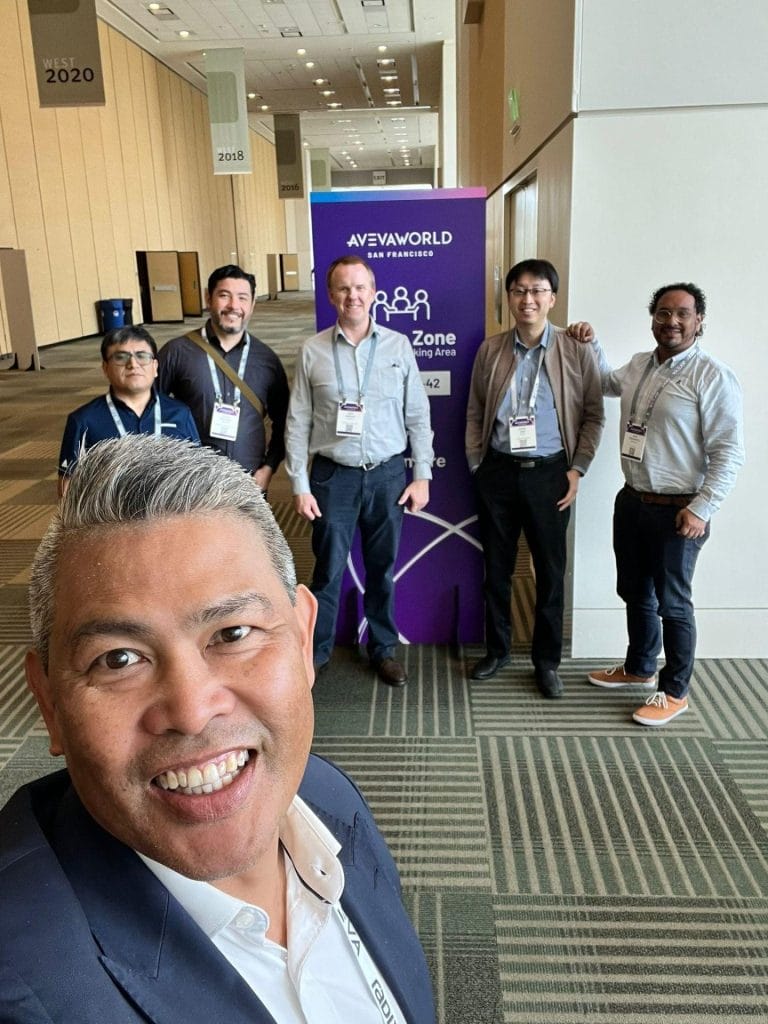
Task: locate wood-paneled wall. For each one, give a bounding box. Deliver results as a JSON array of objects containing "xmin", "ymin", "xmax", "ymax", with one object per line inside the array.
[{"xmin": 0, "ymin": 0, "xmax": 286, "ymax": 350}]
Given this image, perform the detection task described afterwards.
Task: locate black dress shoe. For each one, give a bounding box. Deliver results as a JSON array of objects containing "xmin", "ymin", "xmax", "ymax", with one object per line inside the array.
[
  {"xmin": 376, "ymin": 657, "xmax": 407, "ymax": 687},
  {"xmin": 535, "ymin": 668, "xmax": 564, "ymax": 699},
  {"xmin": 470, "ymin": 654, "xmax": 511, "ymax": 680}
]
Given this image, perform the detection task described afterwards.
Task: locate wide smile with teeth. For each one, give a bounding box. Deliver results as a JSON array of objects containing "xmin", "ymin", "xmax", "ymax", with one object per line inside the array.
[{"xmin": 154, "ymin": 750, "xmax": 250, "ymax": 796}]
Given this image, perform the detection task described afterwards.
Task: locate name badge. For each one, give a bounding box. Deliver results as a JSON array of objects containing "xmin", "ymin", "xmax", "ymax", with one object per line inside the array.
[
  {"xmin": 621, "ymin": 422, "xmax": 647, "ymax": 462},
  {"xmin": 509, "ymin": 415, "xmax": 537, "ymax": 451},
  {"xmin": 210, "ymin": 402, "xmax": 241, "ymax": 441},
  {"xmin": 336, "ymin": 401, "xmax": 364, "ymax": 437}
]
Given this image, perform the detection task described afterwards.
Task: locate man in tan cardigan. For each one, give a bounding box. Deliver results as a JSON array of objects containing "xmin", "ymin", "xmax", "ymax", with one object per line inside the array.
[{"xmin": 465, "ymin": 259, "xmax": 604, "ymax": 697}]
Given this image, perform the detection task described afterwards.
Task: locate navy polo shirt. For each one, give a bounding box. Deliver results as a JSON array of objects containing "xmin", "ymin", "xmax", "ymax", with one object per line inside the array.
[{"xmin": 58, "ymin": 389, "xmax": 200, "ymax": 476}]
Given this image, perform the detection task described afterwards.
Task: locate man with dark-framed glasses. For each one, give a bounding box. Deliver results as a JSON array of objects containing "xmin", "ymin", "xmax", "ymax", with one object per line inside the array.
[
  {"xmin": 570, "ymin": 282, "xmax": 745, "ymax": 726},
  {"xmin": 58, "ymin": 325, "xmax": 199, "ymax": 495},
  {"xmin": 465, "ymin": 258, "xmax": 604, "ymax": 698}
]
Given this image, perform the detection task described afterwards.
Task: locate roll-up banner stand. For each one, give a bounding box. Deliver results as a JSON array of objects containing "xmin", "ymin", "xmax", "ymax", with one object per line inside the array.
[{"xmin": 311, "ymin": 188, "xmax": 487, "ymax": 648}]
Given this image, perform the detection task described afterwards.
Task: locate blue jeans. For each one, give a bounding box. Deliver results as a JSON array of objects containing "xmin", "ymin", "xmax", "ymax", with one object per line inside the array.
[
  {"xmin": 309, "ymin": 454, "xmax": 406, "ymax": 665},
  {"xmin": 613, "ymin": 487, "xmax": 709, "ymax": 698}
]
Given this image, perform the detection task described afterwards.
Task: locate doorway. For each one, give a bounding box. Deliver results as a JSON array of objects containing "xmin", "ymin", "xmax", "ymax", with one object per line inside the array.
[{"xmin": 178, "ymin": 252, "xmax": 203, "ymax": 316}]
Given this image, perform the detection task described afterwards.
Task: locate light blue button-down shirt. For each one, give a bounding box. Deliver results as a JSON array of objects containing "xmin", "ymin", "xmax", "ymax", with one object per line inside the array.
[
  {"xmin": 490, "ymin": 324, "xmax": 564, "ymax": 457},
  {"xmin": 286, "ymin": 319, "xmax": 434, "ymax": 495},
  {"xmin": 593, "ymin": 339, "xmax": 745, "ymax": 521}
]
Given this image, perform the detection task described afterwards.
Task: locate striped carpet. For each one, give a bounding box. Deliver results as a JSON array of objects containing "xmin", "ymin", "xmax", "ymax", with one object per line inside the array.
[{"xmin": 1, "ymin": 293, "xmax": 767, "ymax": 1021}]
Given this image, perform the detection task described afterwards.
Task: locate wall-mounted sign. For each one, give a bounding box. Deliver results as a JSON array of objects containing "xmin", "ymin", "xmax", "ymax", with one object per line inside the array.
[
  {"xmin": 373, "ymin": 170, "xmax": 387, "ymax": 187},
  {"xmin": 27, "ymin": 0, "xmax": 105, "ymax": 107},
  {"xmin": 205, "ymin": 48, "xmax": 252, "ymax": 175}
]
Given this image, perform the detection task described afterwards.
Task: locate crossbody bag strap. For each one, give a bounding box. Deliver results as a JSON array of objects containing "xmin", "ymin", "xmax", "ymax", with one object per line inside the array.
[{"xmin": 184, "ymin": 330, "xmax": 265, "ymax": 419}]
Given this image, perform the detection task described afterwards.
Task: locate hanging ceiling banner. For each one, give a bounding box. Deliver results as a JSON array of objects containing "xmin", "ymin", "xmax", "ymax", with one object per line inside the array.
[
  {"xmin": 205, "ymin": 48, "xmax": 252, "ymax": 175},
  {"xmin": 27, "ymin": 0, "xmax": 105, "ymax": 108},
  {"xmin": 274, "ymin": 113, "xmax": 305, "ymax": 200}
]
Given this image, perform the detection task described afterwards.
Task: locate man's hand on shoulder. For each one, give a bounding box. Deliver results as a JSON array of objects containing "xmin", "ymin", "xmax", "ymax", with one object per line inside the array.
[
  {"xmin": 398, "ymin": 479, "xmax": 429, "ymax": 513},
  {"xmin": 294, "ymin": 493, "xmax": 322, "ymax": 521},
  {"xmin": 676, "ymin": 507, "xmax": 707, "ymax": 539},
  {"xmin": 566, "ymin": 322, "xmax": 595, "ymax": 344}
]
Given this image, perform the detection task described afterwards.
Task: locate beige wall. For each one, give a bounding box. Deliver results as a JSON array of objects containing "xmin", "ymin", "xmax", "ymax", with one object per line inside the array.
[
  {"xmin": 458, "ymin": 0, "xmax": 575, "ymax": 194},
  {"xmin": 0, "ymin": 0, "xmax": 285, "ymax": 350}
]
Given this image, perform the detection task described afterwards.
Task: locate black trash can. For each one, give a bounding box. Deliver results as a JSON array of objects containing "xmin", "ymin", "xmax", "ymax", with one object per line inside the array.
[
  {"xmin": 120, "ymin": 298, "xmax": 134, "ymax": 326},
  {"xmin": 95, "ymin": 299, "xmax": 126, "ymax": 334}
]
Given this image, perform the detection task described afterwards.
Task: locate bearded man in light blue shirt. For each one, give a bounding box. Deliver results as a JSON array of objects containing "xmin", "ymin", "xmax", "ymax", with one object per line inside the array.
[{"xmin": 570, "ymin": 283, "xmax": 745, "ymax": 726}]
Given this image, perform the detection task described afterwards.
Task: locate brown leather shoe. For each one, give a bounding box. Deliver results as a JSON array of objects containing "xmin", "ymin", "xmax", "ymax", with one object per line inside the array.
[{"xmin": 375, "ymin": 657, "xmax": 407, "ymax": 687}]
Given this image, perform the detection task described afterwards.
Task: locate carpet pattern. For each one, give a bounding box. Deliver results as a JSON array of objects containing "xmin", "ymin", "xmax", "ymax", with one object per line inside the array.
[{"xmin": 1, "ymin": 294, "xmax": 767, "ymax": 1022}]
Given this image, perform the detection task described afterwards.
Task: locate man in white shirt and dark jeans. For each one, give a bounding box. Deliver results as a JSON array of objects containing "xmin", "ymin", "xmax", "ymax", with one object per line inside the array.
[{"xmin": 570, "ymin": 282, "xmax": 745, "ymax": 726}]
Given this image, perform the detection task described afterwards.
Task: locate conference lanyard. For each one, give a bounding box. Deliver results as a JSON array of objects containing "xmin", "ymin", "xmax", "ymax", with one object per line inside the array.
[
  {"xmin": 333, "ymin": 905, "xmax": 406, "ymax": 1024},
  {"xmin": 106, "ymin": 392, "xmax": 160, "ymax": 437},
  {"xmin": 332, "ymin": 331, "xmax": 379, "ymax": 404},
  {"xmin": 508, "ymin": 341, "xmax": 546, "ymax": 417},
  {"xmin": 203, "ymin": 326, "xmax": 251, "ymax": 405},
  {"xmin": 628, "ymin": 349, "xmax": 696, "ymax": 426}
]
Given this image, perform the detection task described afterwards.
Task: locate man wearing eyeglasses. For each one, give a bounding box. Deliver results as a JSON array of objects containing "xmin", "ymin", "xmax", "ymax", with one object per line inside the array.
[
  {"xmin": 569, "ymin": 283, "xmax": 744, "ymax": 726},
  {"xmin": 465, "ymin": 259, "xmax": 604, "ymax": 697},
  {"xmin": 57, "ymin": 326, "xmax": 199, "ymax": 495}
]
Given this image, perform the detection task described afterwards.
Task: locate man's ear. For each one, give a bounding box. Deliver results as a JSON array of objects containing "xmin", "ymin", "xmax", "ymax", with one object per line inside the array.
[
  {"xmin": 293, "ymin": 585, "xmax": 318, "ymax": 688},
  {"xmin": 25, "ymin": 650, "xmax": 64, "ymax": 757}
]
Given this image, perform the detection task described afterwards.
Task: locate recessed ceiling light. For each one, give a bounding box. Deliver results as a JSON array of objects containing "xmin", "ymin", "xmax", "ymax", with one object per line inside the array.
[
  {"xmin": 247, "ymin": 92, "xmax": 256, "ymax": 99},
  {"xmin": 386, "ymin": 100, "xmax": 402, "ymax": 106},
  {"xmin": 380, "ymin": 74, "xmax": 397, "ymax": 82},
  {"xmin": 377, "ymin": 58, "xmax": 395, "ymax": 67},
  {"xmin": 305, "ymin": 61, "xmax": 315, "ymax": 69},
  {"xmin": 260, "ymin": 104, "xmax": 269, "ymax": 111},
  {"xmin": 327, "ymin": 102, "xmax": 342, "ymax": 109},
  {"xmin": 177, "ymin": 29, "xmax": 189, "ymax": 37},
  {"xmin": 383, "ymin": 88, "xmax": 400, "ymax": 95},
  {"xmin": 297, "ymin": 48, "xmax": 306, "ymax": 55},
  {"xmin": 313, "ymin": 78, "xmax": 327, "ymax": 85},
  {"xmin": 148, "ymin": 2, "xmax": 161, "ymax": 8},
  {"xmin": 377, "ymin": 44, "xmax": 387, "ymax": 52},
  {"xmin": 321, "ymin": 90, "xmax": 334, "ymax": 97}
]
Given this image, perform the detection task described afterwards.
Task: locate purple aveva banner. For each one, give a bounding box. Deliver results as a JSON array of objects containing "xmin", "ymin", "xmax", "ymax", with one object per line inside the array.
[{"xmin": 310, "ymin": 188, "xmax": 487, "ymax": 647}]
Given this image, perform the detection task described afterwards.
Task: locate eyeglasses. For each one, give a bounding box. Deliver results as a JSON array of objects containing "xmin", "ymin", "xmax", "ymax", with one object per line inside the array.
[
  {"xmin": 107, "ymin": 351, "xmax": 155, "ymax": 365},
  {"xmin": 508, "ymin": 286, "xmax": 552, "ymax": 298},
  {"xmin": 653, "ymin": 309, "xmax": 697, "ymax": 324}
]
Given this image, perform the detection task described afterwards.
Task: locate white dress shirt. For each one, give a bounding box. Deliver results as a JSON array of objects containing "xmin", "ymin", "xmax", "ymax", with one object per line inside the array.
[
  {"xmin": 140, "ymin": 796, "xmax": 405, "ymax": 1024},
  {"xmin": 593, "ymin": 340, "xmax": 744, "ymax": 521}
]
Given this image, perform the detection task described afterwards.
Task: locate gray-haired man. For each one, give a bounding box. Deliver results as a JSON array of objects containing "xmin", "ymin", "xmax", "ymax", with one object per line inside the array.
[{"xmin": 0, "ymin": 435, "xmax": 435, "ymax": 1024}]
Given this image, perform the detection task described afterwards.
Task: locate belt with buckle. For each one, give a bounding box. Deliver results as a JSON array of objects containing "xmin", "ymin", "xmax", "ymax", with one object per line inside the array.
[
  {"xmin": 504, "ymin": 451, "xmax": 566, "ymax": 470},
  {"xmin": 624, "ymin": 485, "xmax": 697, "ymax": 508}
]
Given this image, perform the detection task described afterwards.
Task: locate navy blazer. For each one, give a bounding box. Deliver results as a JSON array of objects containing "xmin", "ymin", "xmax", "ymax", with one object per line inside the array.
[{"xmin": 0, "ymin": 755, "xmax": 436, "ymax": 1023}]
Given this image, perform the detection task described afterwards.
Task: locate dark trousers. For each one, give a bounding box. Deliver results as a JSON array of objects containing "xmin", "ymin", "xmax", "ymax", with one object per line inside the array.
[
  {"xmin": 474, "ymin": 448, "xmax": 570, "ymax": 670},
  {"xmin": 613, "ymin": 486, "xmax": 709, "ymax": 698},
  {"xmin": 309, "ymin": 453, "xmax": 406, "ymax": 665}
]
